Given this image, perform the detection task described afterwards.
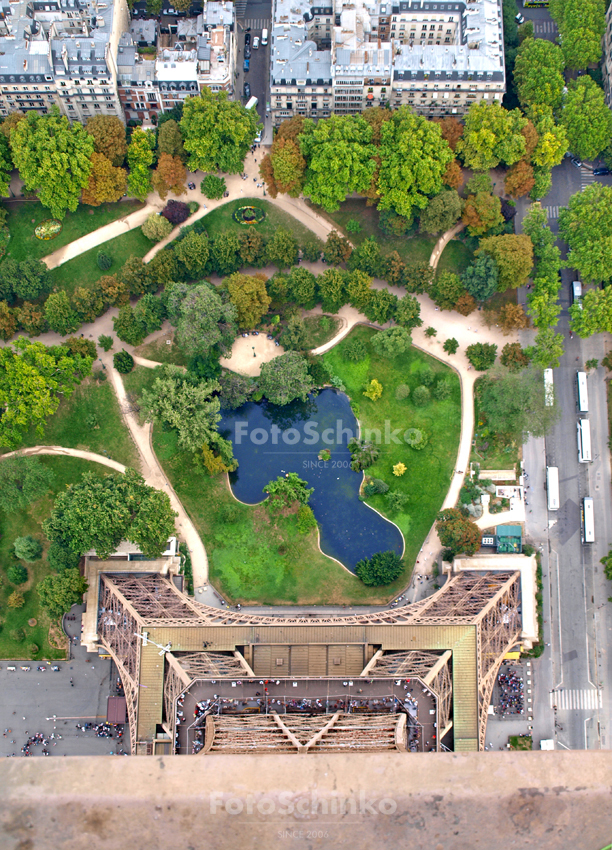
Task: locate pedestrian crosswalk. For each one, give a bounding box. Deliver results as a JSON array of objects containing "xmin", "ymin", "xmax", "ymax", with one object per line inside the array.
[
  {"xmin": 534, "ymin": 21, "xmax": 558, "ymax": 35},
  {"xmin": 549, "ymin": 688, "xmax": 602, "ymax": 710},
  {"xmin": 581, "ymin": 167, "xmax": 596, "ymax": 191},
  {"xmin": 543, "ymin": 204, "xmax": 560, "ymax": 220},
  {"xmin": 241, "ymin": 18, "xmax": 271, "ymax": 30}
]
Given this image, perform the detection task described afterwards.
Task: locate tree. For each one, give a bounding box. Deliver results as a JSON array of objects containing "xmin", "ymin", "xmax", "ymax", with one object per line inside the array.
[
  {"xmin": 443, "ymin": 159, "xmax": 463, "ymax": 190},
  {"xmin": 0, "ymin": 456, "xmax": 54, "ymax": 512},
  {"xmin": 569, "ymin": 286, "xmax": 612, "ymax": 336},
  {"xmin": 561, "ymin": 77, "xmax": 612, "ymax": 162},
  {"xmin": 558, "ymin": 183, "xmax": 612, "ymax": 283},
  {"xmin": 456, "ymin": 101, "xmax": 527, "ymax": 170},
  {"xmin": 419, "ymin": 189, "xmax": 462, "ymax": 235},
  {"xmin": 402, "ymin": 262, "xmax": 434, "ymax": 294},
  {"xmin": 480, "ymin": 364, "xmax": 560, "ymax": 437},
  {"xmin": 443, "ymin": 338, "xmax": 459, "ymax": 355},
  {"xmin": 157, "ymin": 119, "xmax": 185, "ymax": 160},
  {"xmin": 349, "ymin": 237, "xmax": 382, "ymax": 277},
  {"xmin": 436, "ymin": 508, "xmax": 481, "ymax": 555},
  {"xmin": 44, "ymin": 467, "xmax": 176, "ymax": 560},
  {"xmin": 7, "ymin": 564, "xmax": 28, "ymax": 585},
  {"xmin": 201, "ymin": 174, "xmax": 226, "ymax": 199},
  {"xmin": 168, "ymin": 283, "xmax": 237, "ymax": 357},
  {"xmin": 7, "ymin": 591, "xmax": 25, "ymax": 608},
  {"xmin": 266, "ymin": 227, "xmax": 298, "ymax": 270},
  {"xmin": 550, "ymin": 0, "xmax": 605, "ymax": 69},
  {"xmin": 142, "ymin": 212, "xmax": 173, "ymax": 242},
  {"xmin": 113, "ymin": 350, "xmax": 134, "ymax": 374},
  {"xmin": 99, "ymin": 274, "xmax": 129, "ymax": 307},
  {"xmin": 225, "ymin": 272, "xmax": 271, "ymax": 329},
  {"xmin": 219, "ymin": 371, "xmax": 252, "ymax": 410},
  {"xmin": 97, "ymin": 251, "xmax": 112, "ymax": 271},
  {"xmin": 323, "ymin": 231, "xmax": 352, "ymax": 266},
  {"xmin": 211, "ymin": 231, "xmax": 241, "ymax": 276},
  {"xmin": 14, "ymin": 534, "xmax": 42, "ymax": 562},
  {"xmin": 81, "ymin": 152, "xmax": 127, "ymax": 206},
  {"xmin": 299, "ymin": 114, "xmax": 377, "ymax": 212},
  {"xmin": 514, "ymin": 38, "xmax": 565, "ymax": 110},
  {"xmin": 364, "ymin": 289, "xmax": 398, "ymax": 325},
  {"xmin": 343, "ymin": 336, "xmax": 368, "ymax": 362},
  {"xmin": 430, "ymin": 271, "xmax": 467, "ymax": 311},
  {"xmin": 11, "ymin": 258, "xmax": 51, "ymax": 302},
  {"xmin": 504, "ymin": 160, "xmax": 535, "ymax": 198},
  {"xmin": 376, "ymin": 107, "xmax": 453, "ymax": 219},
  {"xmin": 348, "ymin": 437, "xmax": 380, "ymax": 471},
  {"xmin": 86, "ymin": 115, "xmax": 127, "ymax": 166},
  {"xmin": 500, "ymin": 342, "xmax": 531, "ymax": 370},
  {"xmin": 412, "ymin": 385, "xmax": 431, "ymax": 406},
  {"xmin": 529, "ymin": 327, "xmax": 565, "ymax": 369},
  {"xmin": 0, "ymin": 133, "xmax": 12, "ymax": 198},
  {"xmin": 346, "ymin": 269, "xmax": 373, "ymax": 312},
  {"xmin": 280, "ymin": 316, "xmax": 307, "ymax": 350},
  {"xmin": 10, "ymin": 110, "xmax": 94, "ymax": 219},
  {"xmin": 44, "ymin": 291, "xmax": 80, "ymax": 336},
  {"xmin": 433, "ymin": 117, "xmax": 464, "ymax": 151},
  {"xmin": 37, "ymin": 568, "xmax": 88, "ymax": 617},
  {"xmin": 461, "ymin": 254, "xmax": 499, "ymax": 301},
  {"xmin": 370, "ymin": 327, "xmax": 412, "ymax": 358},
  {"xmin": 478, "ymin": 234, "xmax": 533, "ymax": 290},
  {"xmin": 466, "ymin": 342, "xmax": 497, "ymax": 371},
  {"xmin": 151, "ymin": 153, "xmax": 187, "ymax": 200},
  {"xmin": 395, "ymin": 295, "xmax": 422, "ymax": 330},
  {"xmin": 356, "ymin": 550, "xmax": 403, "ymax": 586},
  {"xmin": 258, "ymin": 352, "xmax": 313, "ymax": 405},
  {"xmin": 161, "ymin": 199, "xmax": 191, "ymax": 225},
  {"xmin": 499, "ymin": 303, "xmax": 530, "ymax": 333},
  {"xmin": 173, "ymin": 231, "xmax": 210, "ymax": 277},
  {"xmin": 317, "ymin": 268, "xmax": 348, "ymax": 314},
  {"xmin": 113, "ymin": 305, "xmax": 146, "ymax": 346},
  {"xmin": 72, "ymin": 286, "xmax": 103, "ymax": 324},
  {"xmin": 267, "ymin": 138, "xmax": 306, "ymax": 197},
  {"xmin": 0, "ymin": 301, "xmax": 16, "ymax": 340},
  {"xmin": 180, "ymin": 90, "xmax": 259, "ymax": 173},
  {"xmin": 462, "ymin": 191, "xmax": 503, "ymax": 236},
  {"xmin": 385, "ymin": 491, "xmax": 409, "ymax": 513},
  {"xmin": 126, "ymin": 128, "xmax": 155, "ymax": 200},
  {"xmin": 286, "ymin": 267, "xmax": 317, "ymax": 308},
  {"xmin": 263, "ymin": 472, "xmax": 313, "ymax": 512},
  {"xmin": 238, "ymin": 229, "xmax": 267, "ymax": 267},
  {"xmin": 17, "ymin": 301, "xmax": 47, "ymax": 336}
]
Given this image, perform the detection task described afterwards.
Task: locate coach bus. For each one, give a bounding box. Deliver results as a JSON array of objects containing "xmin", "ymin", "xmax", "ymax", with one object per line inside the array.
[
  {"xmin": 544, "ymin": 369, "xmax": 554, "ymax": 407},
  {"xmin": 577, "ymin": 419, "xmax": 592, "ymax": 463},
  {"xmin": 577, "ymin": 371, "xmax": 589, "ymax": 413},
  {"xmin": 581, "ymin": 497, "xmax": 595, "ymax": 544},
  {"xmin": 523, "ymin": 0, "xmax": 548, "ymax": 6},
  {"xmin": 546, "ymin": 466, "xmax": 559, "ymax": 511}
]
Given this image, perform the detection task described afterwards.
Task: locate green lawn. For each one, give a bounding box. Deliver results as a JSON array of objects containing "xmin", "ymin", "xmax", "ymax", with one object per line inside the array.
[
  {"xmin": 152, "ymin": 427, "xmax": 398, "ymax": 606},
  {"xmin": 302, "ymin": 314, "xmax": 340, "ymax": 349},
  {"xmin": 0, "ymin": 456, "xmax": 106, "ymax": 659},
  {"xmin": 49, "ymin": 227, "xmax": 152, "ymax": 297},
  {"xmin": 8, "ymin": 378, "xmax": 139, "ymax": 469},
  {"xmin": 437, "ymin": 237, "xmax": 475, "ymax": 276},
  {"xmin": 134, "ymin": 336, "xmax": 189, "ymax": 367},
  {"xmin": 472, "ymin": 378, "xmax": 520, "ymax": 469},
  {"xmin": 122, "ymin": 366, "xmax": 158, "ymax": 425},
  {"xmin": 324, "ymin": 327, "xmax": 462, "ymax": 575},
  {"xmin": 201, "ymin": 197, "xmax": 324, "ymax": 248},
  {"xmin": 5, "ymin": 200, "xmax": 143, "ymax": 264}
]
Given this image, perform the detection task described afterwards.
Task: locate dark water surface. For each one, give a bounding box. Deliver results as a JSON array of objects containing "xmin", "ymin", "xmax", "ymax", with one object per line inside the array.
[{"xmin": 219, "ymin": 388, "xmax": 404, "ymax": 572}]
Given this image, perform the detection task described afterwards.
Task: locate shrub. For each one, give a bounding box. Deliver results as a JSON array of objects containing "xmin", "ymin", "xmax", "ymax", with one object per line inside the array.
[
  {"xmin": 201, "ymin": 174, "xmax": 226, "ymax": 199},
  {"xmin": 385, "ymin": 491, "xmax": 409, "ymax": 513},
  {"xmin": 348, "ymin": 438, "xmax": 379, "ymax": 471},
  {"xmin": 188, "ymin": 201, "xmax": 199, "ymax": 215},
  {"xmin": 28, "ymin": 643, "xmax": 39, "ymax": 656},
  {"xmin": 417, "ymin": 365, "xmax": 435, "ymax": 386},
  {"xmin": 113, "ymin": 305, "xmax": 146, "ymax": 345},
  {"xmin": 7, "ymin": 564, "xmax": 28, "ymax": 585},
  {"xmin": 466, "ymin": 342, "xmax": 497, "ymax": 371},
  {"xmin": 412, "ymin": 385, "xmax": 431, "ymax": 406},
  {"xmin": 98, "ymin": 334, "xmax": 113, "ymax": 352},
  {"xmin": 395, "ymin": 384, "xmax": 411, "ymax": 400},
  {"xmin": 301, "ymin": 242, "xmax": 321, "ymax": 262},
  {"xmin": 363, "ymin": 379, "xmax": 383, "ymax": 401},
  {"xmin": 346, "ymin": 219, "xmax": 362, "ymax": 233},
  {"xmin": 405, "ymin": 428, "xmax": 428, "ymax": 450},
  {"xmin": 97, "ymin": 251, "xmax": 113, "ymax": 271},
  {"xmin": 393, "ymin": 462, "xmax": 407, "ymax": 476},
  {"xmin": 425, "ymin": 326, "xmax": 437, "ymax": 337},
  {"xmin": 343, "ymin": 337, "xmax": 368, "ymax": 362},
  {"xmin": 434, "ymin": 379, "xmax": 452, "ymax": 400},
  {"xmin": 356, "ymin": 550, "xmax": 404, "ymax": 586},
  {"xmin": 142, "ymin": 213, "xmax": 173, "ymax": 242},
  {"xmin": 161, "ymin": 199, "xmax": 190, "ymax": 225},
  {"xmin": 7, "ymin": 591, "xmax": 25, "ymax": 608},
  {"xmin": 10, "ymin": 628, "xmax": 25, "ymax": 642},
  {"xmin": 14, "ymin": 535, "xmax": 42, "ymax": 562},
  {"xmin": 297, "ymin": 505, "xmax": 318, "ymax": 534},
  {"xmin": 113, "ymin": 350, "xmax": 134, "ymax": 374},
  {"xmin": 363, "ymin": 478, "xmax": 389, "ymax": 497},
  {"xmin": 443, "ymin": 337, "xmax": 459, "ymax": 355}
]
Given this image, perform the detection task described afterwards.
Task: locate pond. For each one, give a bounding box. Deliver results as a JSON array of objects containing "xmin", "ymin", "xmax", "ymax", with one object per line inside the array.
[{"xmin": 219, "ymin": 388, "xmax": 404, "ymax": 573}]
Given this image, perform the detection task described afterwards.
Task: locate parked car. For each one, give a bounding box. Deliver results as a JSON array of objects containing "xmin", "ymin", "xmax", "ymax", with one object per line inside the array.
[
  {"xmin": 243, "ymin": 82, "xmax": 251, "ymax": 99},
  {"xmin": 570, "ymin": 156, "xmax": 582, "ymax": 169},
  {"xmin": 594, "ymin": 166, "xmax": 611, "ymax": 176},
  {"xmin": 243, "ymin": 58, "xmax": 250, "ymax": 72},
  {"xmin": 515, "ymin": 12, "xmax": 525, "ymax": 23},
  {"xmin": 245, "ymin": 32, "xmax": 251, "ymax": 45},
  {"xmin": 253, "ymin": 36, "xmax": 260, "ymax": 49},
  {"xmin": 244, "ymin": 45, "xmax": 251, "ymax": 59}
]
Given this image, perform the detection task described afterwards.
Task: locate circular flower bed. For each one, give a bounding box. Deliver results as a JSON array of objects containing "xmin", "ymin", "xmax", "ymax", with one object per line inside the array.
[
  {"xmin": 35, "ymin": 219, "xmax": 63, "ymax": 240},
  {"xmin": 232, "ymin": 205, "xmax": 265, "ymax": 225}
]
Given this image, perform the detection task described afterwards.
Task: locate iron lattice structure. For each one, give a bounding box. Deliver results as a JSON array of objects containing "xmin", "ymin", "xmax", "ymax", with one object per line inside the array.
[{"xmin": 96, "ymin": 570, "xmax": 522, "ymax": 754}]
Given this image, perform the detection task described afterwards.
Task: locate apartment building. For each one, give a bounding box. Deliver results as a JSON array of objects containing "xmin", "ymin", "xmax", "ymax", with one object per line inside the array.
[
  {"xmin": 270, "ymin": 0, "xmax": 505, "ymax": 125},
  {"xmin": 603, "ymin": 2, "xmax": 612, "ymax": 109}
]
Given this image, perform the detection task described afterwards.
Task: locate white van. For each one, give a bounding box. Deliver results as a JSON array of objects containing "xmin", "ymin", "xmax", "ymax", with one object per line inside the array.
[
  {"xmin": 261, "ymin": 28, "xmax": 268, "ymax": 45},
  {"xmin": 245, "ymin": 96, "xmax": 258, "ymax": 111},
  {"xmin": 253, "ymin": 36, "xmax": 260, "ymax": 49}
]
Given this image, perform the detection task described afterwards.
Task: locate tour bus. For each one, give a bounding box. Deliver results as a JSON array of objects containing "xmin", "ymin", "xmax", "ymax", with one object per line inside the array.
[
  {"xmin": 571, "ymin": 280, "xmax": 583, "ymax": 309},
  {"xmin": 577, "ymin": 371, "xmax": 589, "ymax": 413},
  {"xmin": 577, "ymin": 419, "xmax": 592, "ymax": 463},
  {"xmin": 544, "ymin": 369, "xmax": 554, "ymax": 407},
  {"xmin": 581, "ymin": 497, "xmax": 595, "ymax": 544},
  {"xmin": 546, "ymin": 466, "xmax": 559, "ymax": 511},
  {"xmin": 245, "ymin": 96, "xmax": 258, "ymax": 111},
  {"xmin": 523, "ymin": 0, "xmax": 548, "ymax": 5}
]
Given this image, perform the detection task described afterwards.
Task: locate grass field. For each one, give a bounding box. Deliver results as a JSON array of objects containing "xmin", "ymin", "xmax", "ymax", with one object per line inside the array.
[
  {"xmin": 471, "ymin": 378, "xmax": 520, "ymax": 469},
  {"xmin": 0, "ymin": 456, "xmax": 106, "ymax": 660},
  {"xmin": 49, "ymin": 227, "xmax": 152, "ymax": 297},
  {"xmin": 10, "ymin": 378, "xmax": 139, "ymax": 469},
  {"xmin": 4, "ymin": 200, "xmax": 143, "ymax": 264},
  {"xmin": 152, "ymin": 427, "xmax": 396, "ymax": 606},
  {"xmin": 201, "ymin": 197, "xmax": 324, "ymax": 249},
  {"xmin": 302, "ymin": 314, "xmax": 340, "ymax": 349},
  {"xmin": 324, "ymin": 327, "xmax": 462, "ymax": 576},
  {"xmin": 134, "ymin": 336, "xmax": 189, "ymax": 367}
]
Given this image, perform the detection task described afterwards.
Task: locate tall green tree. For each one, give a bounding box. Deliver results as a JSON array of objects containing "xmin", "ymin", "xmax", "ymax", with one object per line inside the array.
[
  {"xmin": 173, "ymin": 231, "xmax": 210, "ymax": 278},
  {"xmin": 395, "ymin": 294, "xmax": 423, "ymax": 329},
  {"xmin": 558, "ymin": 183, "xmax": 612, "ymax": 282},
  {"xmin": 550, "ymin": 0, "xmax": 605, "ymax": 69},
  {"xmin": 127, "ymin": 128, "xmax": 155, "ymax": 200},
  {"xmin": 258, "ymin": 352, "xmax": 313, "ymax": 405},
  {"xmin": 317, "ymin": 268, "xmax": 349, "ymax": 313},
  {"xmin": 376, "ymin": 107, "xmax": 453, "ymax": 219},
  {"xmin": 461, "ymin": 254, "xmax": 499, "ymax": 301},
  {"xmin": 436, "ymin": 508, "xmax": 481, "ymax": 555},
  {"xmin": 560, "ymin": 77, "xmax": 612, "ymax": 161},
  {"xmin": 514, "ymin": 38, "xmax": 565, "ymax": 110},
  {"xmin": 479, "ymin": 363, "xmax": 560, "ymax": 437},
  {"xmin": 0, "ymin": 456, "xmax": 54, "ymax": 512},
  {"xmin": 457, "ymin": 101, "xmax": 527, "ymax": 170},
  {"xmin": 266, "ymin": 227, "xmax": 299, "ymax": 270},
  {"xmin": 168, "ymin": 282, "xmax": 237, "ymax": 356},
  {"xmin": 477, "ymin": 234, "xmax": 533, "ymax": 291},
  {"xmin": 37, "ymin": 569, "xmax": 89, "ymax": 618},
  {"xmin": 569, "ymin": 286, "xmax": 612, "ymax": 336},
  {"xmin": 86, "ymin": 115, "xmax": 127, "ymax": 166},
  {"xmin": 44, "ymin": 291, "xmax": 80, "ymax": 336},
  {"xmin": 180, "ymin": 90, "xmax": 259, "ymax": 173},
  {"xmin": 10, "ymin": 109, "xmax": 94, "ymax": 218},
  {"xmin": 157, "ymin": 118, "xmax": 186, "ymax": 161},
  {"xmin": 0, "ymin": 133, "xmax": 12, "ymax": 198},
  {"xmin": 299, "ymin": 114, "xmax": 377, "ymax": 212},
  {"xmin": 263, "ymin": 472, "xmax": 313, "ymax": 512},
  {"xmin": 225, "ymin": 272, "xmax": 271, "ymax": 329},
  {"xmin": 419, "ymin": 189, "xmax": 462, "ymax": 235},
  {"xmin": 528, "ymin": 327, "xmax": 565, "ymax": 368}
]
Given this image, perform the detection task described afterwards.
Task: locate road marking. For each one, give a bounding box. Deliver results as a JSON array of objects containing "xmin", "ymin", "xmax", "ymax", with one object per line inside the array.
[
  {"xmin": 534, "ymin": 21, "xmax": 558, "ymax": 34},
  {"xmin": 581, "ymin": 168, "xmax": 595, "ymax": 191},
  {"xmin": 543, "ymin": 204, "xmax": 559, "ymax": 219},
  {"xmin": 242, "ymin": 18, "xmax": 271, "ymax": 30},
  {"xmin": 550, "ymin": 688, "xmax": 602, "ymax": 710}
]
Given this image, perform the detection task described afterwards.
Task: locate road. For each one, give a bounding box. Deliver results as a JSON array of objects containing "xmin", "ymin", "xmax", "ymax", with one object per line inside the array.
[{"xmin": 236, "ymin": 0, "xmax": 273, "ymax": 143}]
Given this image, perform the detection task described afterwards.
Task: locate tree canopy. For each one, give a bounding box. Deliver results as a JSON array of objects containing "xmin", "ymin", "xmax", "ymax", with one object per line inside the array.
[
  {"xmin": 456, "ymin": 101, "xmax": 527, "ymax": 170},
  {"xmin": 43, "ymin": 468, "xmax": 177, "ymax": 560},
  {"xmin": 479, "ymin": 364, "xmax": 560, "ymax": 437},
  {"xmin": 436, "ymin": 508, "xmax": 481, "ymax": 555},
  {"xmin": 560, "ymin": 77, "xmax": 612, "ymax": 162},
  {"xmin": 514, "ymin": 38, "xmax": 565, "ymax": 110},
  {"xmin": 126, "ymin": 128, "xmax": 155, "ymax": 200},
  {"xmin": 355, "ymin": 550, "xmax": 403, "ymax": 586},
  {"xmin": 558, "ymin": 183, "xmax": 612, "ymax": 283},
  {"xmin": 167, "ymin": 282, "xmax": 237, "ymax": 357},
  {"xmin": 180, "ymin": 90, "xmax": 259, "ymax": 173},
  {"xmin": 258, "ymin": 352, "xmax": 313, "ymax": 405},
  {"xmin": 86, "ymin": 115, "xmax": 127, "ymax": 166},
  {"xmin": 569, "ymin": 286, "xmax": 612, "ymax": 337},
  {"xmin": 225, "ymin": 272, "xmax": 271, "ymax": 328},
  {"xmin": 418, "ymin": 189, "xmax": 462, "ymax": 235},
  {"xmin": 263, "ymin": 472, "xmax": 313, "ymax": 512},
  {"xmin": 477, "ymin": 234, "xmax": 533, "ymax": 290},
  {"xmin": 37, "ymin": 568, "xmax": 89, "ymax": 618},
  {"xmin": 0, "ymin": 456, "xmax": 54, "ymax": 512},
  {"xmin": 549, "ymin": 0, "xmax": 605, "ymax": 69}
]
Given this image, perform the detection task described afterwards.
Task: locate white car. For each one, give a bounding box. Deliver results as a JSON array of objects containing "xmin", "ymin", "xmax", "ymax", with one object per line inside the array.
[{"xmin": 253, "ymin": 36, "xmax": 260, "ymax": 49}]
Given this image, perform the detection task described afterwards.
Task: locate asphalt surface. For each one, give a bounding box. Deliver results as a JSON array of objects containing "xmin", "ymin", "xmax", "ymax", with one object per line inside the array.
[{"xmin": 236, "ymin": 0, "xmax": 273, "ymax": 143}]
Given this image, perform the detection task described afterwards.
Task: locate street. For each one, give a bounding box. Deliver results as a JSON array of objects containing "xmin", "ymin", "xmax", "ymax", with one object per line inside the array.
[{"xmin": 236, "ymin": 0, "xmax": 272, "ymax": 143}]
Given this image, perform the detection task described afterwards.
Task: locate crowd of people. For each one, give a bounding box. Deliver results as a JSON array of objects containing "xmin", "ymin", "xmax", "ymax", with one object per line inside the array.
[{"xmin": 495, "ymin": 666, "xmax": 525, "ymax": 716}]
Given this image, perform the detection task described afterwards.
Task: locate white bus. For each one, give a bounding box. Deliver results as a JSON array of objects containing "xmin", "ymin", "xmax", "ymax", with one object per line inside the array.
[
  {"xmin": 581, "ymin": 496, "xmax": 595, "ymax": 544},
  {"xmin": 546, "ymin": 466, "xmax": 559, "ymax": 511},
  {"xmin": 577, "ymin": 419, "xmax": 592, "ymax": 463},
  {"xmin": 245, "ymin": 96, "xmax": 258, "ymax": 110},
  {"xmin": 577, "ymin": 371, "xmax": 588, "ymax": 413},
  {"xmin": 544, "ymin": 369, "xmax": 554, "ymax": 407}
]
